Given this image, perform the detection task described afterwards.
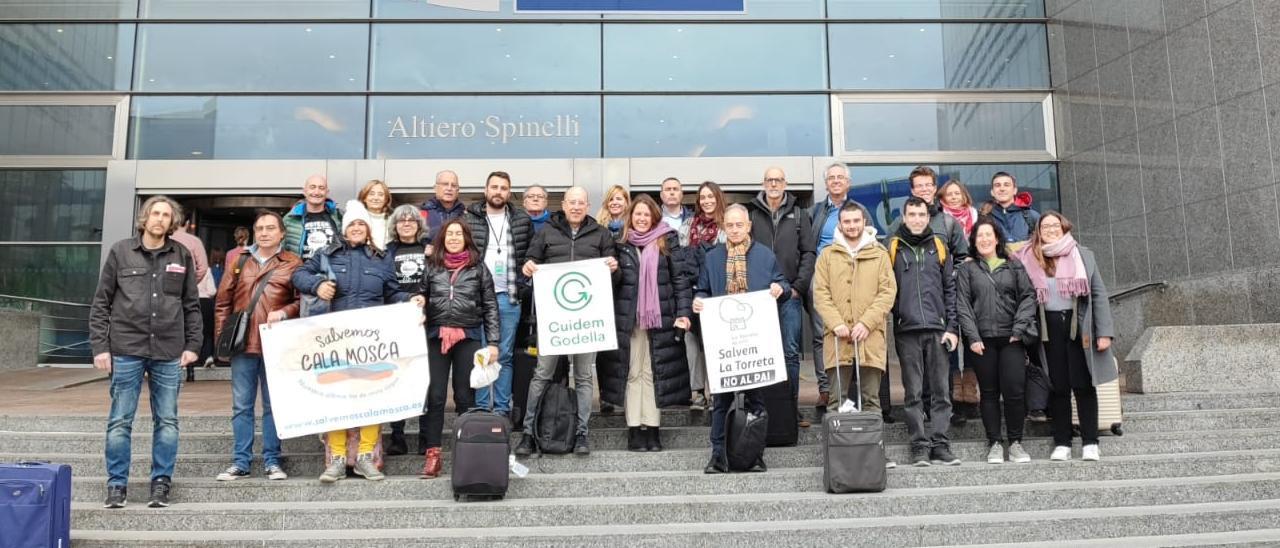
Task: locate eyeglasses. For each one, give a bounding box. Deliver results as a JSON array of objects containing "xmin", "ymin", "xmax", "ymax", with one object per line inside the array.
[
  {"xmin": 764, "ymin": 178, "xmax": 786, "ymax": 185},
  {"xmin": 826, "ymin": 175, "xmax": 849, "ymax": 181},
  {"xmin": 396, "ymin": 219, "xmax": 418, "ymax": 225},
  {"xmin": 1040, "ymin": 223, "xmax": 1063, "ymax": 230},
  {"xmin": 525, "ymin": 194, "xmax": 547, "ymax": 200}
]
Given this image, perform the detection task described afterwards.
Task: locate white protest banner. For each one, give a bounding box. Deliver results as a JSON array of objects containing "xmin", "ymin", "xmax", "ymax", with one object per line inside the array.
[
  {"xmin": 700, "ymin": 290, "xmax": 787, "ymax": 394},
  {"xmin": 259, "ymin": 302, "xmax": 430, "ymax": 439},
  {"xmin": 533, "ymin": 258, "xmax": 618, "ymax": 356}
]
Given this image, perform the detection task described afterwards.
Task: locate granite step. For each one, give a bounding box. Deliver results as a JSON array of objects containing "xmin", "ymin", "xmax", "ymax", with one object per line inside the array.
[
  {"xmin": 1117, "ymin": 391, "xmax": 1280, "ymax": 413},
  {"xmin": 68, "ymin": 472, "xmax": 1280, "ymax": 531},
  {"xmin": 65, "ymin": 448, "xmax": 1280, "ymax": 503},
  {"xmin": 17, "ymin": 426, "xmax": 1280, "ymax": 478},
  {"xmin": 935, "ymin": 528, "xmax": 1280, "ymax": 547},
  {"xmin": 67, "ymin": 498, "xmax": 1280, "ymax": 547}
]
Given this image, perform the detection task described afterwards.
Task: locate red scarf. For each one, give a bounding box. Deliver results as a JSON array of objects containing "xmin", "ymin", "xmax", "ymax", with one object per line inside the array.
[
  {"xmin": 688, "ymin": 214, "xmax": 720, "ymax": 247},
  {"xmin": 438, "ymin": 251, "xmax": 472, "ymax": 353},
  {"xmin": 943, "ymin": 204, "xmax": 975, "ymax": 236}
]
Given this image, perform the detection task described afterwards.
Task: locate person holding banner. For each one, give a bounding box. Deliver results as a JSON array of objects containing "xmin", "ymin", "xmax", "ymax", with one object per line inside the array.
[
  {"xmin": 515, "ymin": 186, "xmax": 619, "ymax": 457},
  {"xmin": 692, "ymin": 204, "xmax": 789, "ymax": 474},
  {"xmin": 811, "ymin": 201, "xmax": 898, "ymax": 469},
  {"xmin": 600, "ymin": 195, "xmax": 693, "ymax": 453},
  {"xmin": 386, "ymin": 204, "xmax": 430, "ymax": 456},
  {"xmin": 418, "ymin": 218, "xmax": 501, "ymax": 478},
  {"xmin": 292, "ymin": 200, "xmax": 424, "ymax": 483}
]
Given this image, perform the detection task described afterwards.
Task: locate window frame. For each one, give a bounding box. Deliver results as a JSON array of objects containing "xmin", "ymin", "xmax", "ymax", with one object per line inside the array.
[{"xmin": 0, "ymin": 95, "xmax": 130, "ymax": 169}]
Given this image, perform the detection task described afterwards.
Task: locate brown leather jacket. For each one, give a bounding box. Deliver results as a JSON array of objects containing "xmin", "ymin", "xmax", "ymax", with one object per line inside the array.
[{"xmin": 213, "ymin": 249, "xmax": 303, "ymax": 356}]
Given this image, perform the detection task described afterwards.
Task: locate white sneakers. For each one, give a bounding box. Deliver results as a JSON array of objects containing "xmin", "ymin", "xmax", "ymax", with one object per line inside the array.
[
  {"xmin": 987, "ymin": 442, "xmax": 1005, "ymax": 464},
  {"xmin": 1050, "ymin": 446, "xmax": 1071, "ymax": 461},
  {"xmin": 1050, "ymin": 444, "xmax": 1102, "ymax": 462},
  {"xmin": 1007, "ymin": 442, "xmax": 1032, "ymax": 464},
  {"xmin": 1082, "ymin": 444, "xmax": 1101, "ymax": 461}
]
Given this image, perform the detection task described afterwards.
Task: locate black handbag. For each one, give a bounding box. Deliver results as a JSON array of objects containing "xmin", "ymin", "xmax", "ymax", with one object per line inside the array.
[{"xmin": 215, "ymin": 254, "xmax": 276, "ymax": 360}]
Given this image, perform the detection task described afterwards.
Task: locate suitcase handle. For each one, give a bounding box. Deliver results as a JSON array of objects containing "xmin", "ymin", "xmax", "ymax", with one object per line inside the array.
[
  {"xmin": 832, "ymin": 337, "xmax": 861, "ymax": 412},
  {"xmin": 15, "ymin": 460, "xmax": 50, "ymax": 466}
]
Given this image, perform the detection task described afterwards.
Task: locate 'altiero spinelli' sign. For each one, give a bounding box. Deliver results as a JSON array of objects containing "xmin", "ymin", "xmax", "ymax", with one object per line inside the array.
[{"xmin": 515, "ymin": 0, "xmax": 744, "ymax": 12}]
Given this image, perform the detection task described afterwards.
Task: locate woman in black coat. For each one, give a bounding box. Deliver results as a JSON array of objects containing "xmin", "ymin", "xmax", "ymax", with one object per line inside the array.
[
  {"xmin": 600, "ymin": 195, "xmax": 693, "ymax": 452},
  {"xmin": 957, "ymin": 218, "xmax": 1037, "ymax": 465},
  {"xmin": 418, "ymin": 218, "xmax": 500, "ymax": 479}
]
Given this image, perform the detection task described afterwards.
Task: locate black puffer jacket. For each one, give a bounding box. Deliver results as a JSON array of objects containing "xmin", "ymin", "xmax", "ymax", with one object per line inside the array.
[
  {"xmin": 526, "ymin": 212, "xmax": 618, "ymax": 270},
  {"xmin": 957, "ymin": 258, "xmax": 1037, "ymax": 343},
  {"xmin": 597, "ymin": 233, "xmax": 692, "ymax": 408},
  {"xmin": 421, "ymin": 262, "xmax": 500, "ymax": 343},
  {"xmin": 747, "ymin": 191, "xmax": 815, "ymax": 301},
  {"xmin": 464, "ymin": 201, "xmax": 533, "ymax": 303}
]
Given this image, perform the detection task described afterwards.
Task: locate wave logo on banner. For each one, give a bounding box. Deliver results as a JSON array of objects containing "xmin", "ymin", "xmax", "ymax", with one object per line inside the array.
[{"xmin": 291, "ymin": 327, "xmax": 406, "ymax": 391}]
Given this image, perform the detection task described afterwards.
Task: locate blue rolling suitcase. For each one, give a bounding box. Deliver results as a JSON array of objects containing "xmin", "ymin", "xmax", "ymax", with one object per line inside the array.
[{"xmin": 0, "ymin": 461, "xmax": 71, "ymax": 548}]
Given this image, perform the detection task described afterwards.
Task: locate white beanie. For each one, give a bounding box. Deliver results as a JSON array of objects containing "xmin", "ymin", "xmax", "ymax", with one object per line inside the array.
[{"xmin": 342, "ymin": 200, "xmax": 372, "ymax": 233}]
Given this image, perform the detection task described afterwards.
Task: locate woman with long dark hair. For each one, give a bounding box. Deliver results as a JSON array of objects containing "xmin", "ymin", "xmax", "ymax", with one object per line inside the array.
[
  {"xmin": 677, "ymin": 181, "xmax": 728, "ymax": 410},
  {"xmin": 418, "ymin": 218, "xmax": 500, "ymax": 478}
]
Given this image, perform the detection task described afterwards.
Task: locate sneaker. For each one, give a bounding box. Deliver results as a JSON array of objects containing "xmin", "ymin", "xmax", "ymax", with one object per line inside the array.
[
  {"xmin": 1082, "ymin": 444, "xmax": 1100, "ymax": 461},
  {"xmin": 987, "ymin": 441, "xmax": 1005, "ymax": 464},
  {"xmin": 1028, "ymin": 410, "xmax": 1049, "ymax": 423},
  {"xmin": 690, "ymin": 392, "xmax": 708, "ymax": 411},
  {"xmin": 1050, "ymin": 445, "xmax": 1071, "ymax": 461},
  {"xmin": 1008, "ymin": 441, "xmax": 1032, "ymax": 463},
  {"xmin": 103, "ymin": 485, "xmax": 127, "ymax": 509},
  {"xmin": 147, "ymin": 476, "xmax": 172, "ymax": 508},
  {"xmin": 704, "ymin": 454, "xmax": 728, "ymax": 474},
  {"xmin": 931, "ymin": 445, "xmax": 962, "ymax": 466},
  {"xmin": 514, "ymin": 433, "xmax": 535, "ymax": 457},
  {"xmin": 264, "ymin": 464, "xmax": 288, "ymax": 481},
  {"xmin": 353, "ymin": 453, "xmax": 385, "ymax": 481},
  {"xmin": 910, "ymin": 446, "xmax": 931, "ymax": 467},
  {"xmin": 573, "ymin": 433, "xmax": 590, "ymax": 456},
  {"xmin": 885, "ymin": 458, "xmax": 897, "ymax": 470},
  {"xmin": 215, "ymin": 466, "xmax": 250, "ymax": 481},
  {"xmin": 318, "ymin": 456, "xmax": 347, "ymax": 483}
]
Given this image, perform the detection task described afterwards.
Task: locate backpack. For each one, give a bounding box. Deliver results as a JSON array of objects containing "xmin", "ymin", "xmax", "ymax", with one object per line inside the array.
[
  {"xmin": 887, "ymin": 236, "xmax": 947, "ymax": 267},
  {"xmin": 534, "ymin": 358, "xmax": 578, "ymax": 454}
]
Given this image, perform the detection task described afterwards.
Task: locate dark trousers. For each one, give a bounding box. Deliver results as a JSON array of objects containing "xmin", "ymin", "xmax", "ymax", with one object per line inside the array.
[
  {"xmin": 1043, "ymin": 311, "xmax": 1098, "ymax": 446},
  {"xmin": 709, "ymin": 389, "xmax": 764, "ymax": 459},
  {"xmin": 198, "ymin": 297, "xmax": 214, "ymax": 363},
  {"xmin": 389, "ymin": 415, "xmax": 428, "ymax": 451},
  {"xmin": 423, "ymin": 337, "xmax": 479, "ymax": 449},
  {"xmin": 970, "ymin": 337, "xmax": 1027, "ymax": 443},
  {"xmin": 896, "ymin": 329, "xmax": 952, "ymax": 450}
]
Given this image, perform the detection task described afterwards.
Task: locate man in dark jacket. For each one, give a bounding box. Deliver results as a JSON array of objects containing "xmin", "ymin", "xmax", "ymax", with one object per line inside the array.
[
  {"xmin": 420, "ymin": 169, "xmax": 466, "ymax": 249},
  {"xmin": 515, "ymin": 187, "xmax": 619, "ymax": 457},
  {"xmin": 694, "ymin": 204, "xmax": 789, "ymax": 474},
  {"xmin": 90, "ymin": 195, "xmax": 202, "ymax": 509},
  {"xmin": 523, "ymin": 184, "xmax": 551, "ymax": 234},
  {"xmin": 747, "ymin": 167, "xmax": 816, "ymax": 427},
  {"xmin": 888, "ymin": 197, "xmax": 961, "ymax": 467},
  {"xmin": 981, "ymin": 171, "xmax": 1041, "ymax": 248},
  {"xmin": 886, "ymin": 166, "xmax": 969, "ymax": 262},
  {"xmin": 465, "ymin": 171, "xmax": 533, "ymax": 416},
  {"xmin": 282, "ymin": 175, "xmax": 343, "ymax": 260}
]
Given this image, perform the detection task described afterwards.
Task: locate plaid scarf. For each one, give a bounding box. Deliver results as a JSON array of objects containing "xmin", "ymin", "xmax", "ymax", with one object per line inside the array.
[{"xmin": 726, "ymin": 238, "xmax": 751, "ymax": 295}]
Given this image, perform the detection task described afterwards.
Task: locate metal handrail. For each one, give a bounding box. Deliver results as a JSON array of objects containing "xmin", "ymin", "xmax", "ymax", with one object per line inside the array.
[
  {"xmin": 0, "ymin": 294, "xmax": 92, "ymax": 364},
  {"xmin": 1109, "ymin": 281, "xmax": 1168, "ymax": 303},
  {"xmin": 0, "ymin": 294, "xmax": 91, "ymax": 308}
]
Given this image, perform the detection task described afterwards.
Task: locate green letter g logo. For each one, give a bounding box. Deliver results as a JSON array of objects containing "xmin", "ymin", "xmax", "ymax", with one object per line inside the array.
[{"xmin": 553, "ymin": 271, "xmax": 592, "ymax": 312}]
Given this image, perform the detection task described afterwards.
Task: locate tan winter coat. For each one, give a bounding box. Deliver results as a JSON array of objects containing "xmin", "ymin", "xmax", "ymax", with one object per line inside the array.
[{"xmin": 812, "ymin": 229, "xmax": 897, "ymax": 372}]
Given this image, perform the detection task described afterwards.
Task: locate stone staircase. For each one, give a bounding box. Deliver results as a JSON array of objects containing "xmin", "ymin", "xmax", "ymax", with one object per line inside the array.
[{"xmin": 5, "ymin": 391, "xmax": 1280, "ymax": 546}]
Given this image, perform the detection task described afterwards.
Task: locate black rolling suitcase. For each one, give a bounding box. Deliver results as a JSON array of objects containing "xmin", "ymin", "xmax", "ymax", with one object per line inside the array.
[
  {"xmin": 821, "ymin": 339, "xmax": 887, "ymax": 493},
  {"xmin": 451, "ymin": 382, "xmax": 510, "ymax": 501},
  {"xmin": 725, "ymin": 391, "xmax": 768, "ymax": 472},
  {"xmin": 761, "ymin": 377, "xmax": 798, "ymax": 446}
]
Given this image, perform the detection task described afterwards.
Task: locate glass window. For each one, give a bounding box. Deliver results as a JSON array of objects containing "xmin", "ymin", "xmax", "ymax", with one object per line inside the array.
[
  {"xmin": 847, "ymin": 163, "xmax": 1057, "ymax": 233},
  {"xmin": 134, "ymin": 24, "xmax": 368, "ymax": 92},
  {"xmin": 0, "ymin": 106, "xmax": 115, "ymax": 156},
  {"xmin": 140, "ymin": 0, "xmax": 369, "ymax": 18},
  {"xmin": 604, "ymin": 24, "xmax": 826, "ymax": 91},
  {"xmin": 369, "ymin": 96, "xmax": 601, "ymax": 159},
  {"xmin": 841, "ymin": 100, "xmax": 1046, "ymax": 152},
  {"xmin": 827, "ymin": 0, "xmax": 1044, "ymax": 18},
  {"xmin": 0, "ymin": 245, "xmax": 101, "ymax": 304},
  {"xmin": 0, "ymin": 171, "xmax": 105, "ymax": 242},
  {"xmin": 372, "ymin": 24, "xmax": 600, "ymax": 92},
  {"xmin": 128, "ymin": 96, "xmax": 365, "ymax": 159},
  {"xmin": 605, "ymin": 95, "xmax": 829, "ymax": 157},
  {"xmin": 829, "ymin": 24, "xmax": 1048, "ymax": 89},
  {"xmin": 604, "ymin": 0, "xmax": 821, "ymax": 18},
  {"xmin": 0, "ymin": 24, "xmax": 135, "ymax": 91},
  {"xmin": 0, "ymin": 0, "xmax": 136, "ymax": 18},
  {"xmin": 374, "ymin": 0, "xmax": 597, "ymax": 18}
]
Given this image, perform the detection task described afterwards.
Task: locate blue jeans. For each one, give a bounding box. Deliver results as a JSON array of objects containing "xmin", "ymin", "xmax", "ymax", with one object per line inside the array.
[
  {"xmin": 779, "ymin": 298, "xmax": 803, "ymax": 402},
  {"xmin": 475, "ymin": 292, "xmax": 521, "ymax": 414},
  {"xmin": 231, "ymin": 354, "xmax": 281, "ymax": 471},
  {"xmin": 105, "ymin": 355, "xmax": 182, "ymax": 486}
]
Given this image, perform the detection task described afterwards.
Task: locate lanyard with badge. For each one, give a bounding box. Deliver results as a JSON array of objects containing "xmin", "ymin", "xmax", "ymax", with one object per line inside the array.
[{"xmin": 486, "ymin": 213, "xmax": 508, "ymax": 277}]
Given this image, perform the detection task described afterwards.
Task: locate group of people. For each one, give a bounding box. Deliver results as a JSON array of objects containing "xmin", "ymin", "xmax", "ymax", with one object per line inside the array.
[{"xmin": 87, "ymin": 163, "xmax": 1115, "ymax": 508}]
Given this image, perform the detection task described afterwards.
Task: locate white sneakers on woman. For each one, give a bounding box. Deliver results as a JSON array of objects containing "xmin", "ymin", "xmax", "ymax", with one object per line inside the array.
[
  {"xmin": 1082, "ymin": 444, "xmax": 1101, "ymax": 461},
  {"xmin": 1050, "ymin": 444, "xmax": 1101, "ymax": 462},
  {"xmin": 1050, "ymin": 445, "xmax": 1071, "ymax": 461}
]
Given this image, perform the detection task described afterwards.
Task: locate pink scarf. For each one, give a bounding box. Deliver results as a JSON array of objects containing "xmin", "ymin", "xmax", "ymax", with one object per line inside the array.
[
  {"xmin": 942, "ymin": 204, "xmax": 975, "ymax": 236},
  {"xmin": 1016, "ymin": 233, "xmax": 1089, "ymax": 304},
  {"xmin": 438, "ymin": 251, "xmax": 472, "ymax": 354},
  {"xmin": 626, "ymin": 223, "xmax": 675, "ymax": 330}
]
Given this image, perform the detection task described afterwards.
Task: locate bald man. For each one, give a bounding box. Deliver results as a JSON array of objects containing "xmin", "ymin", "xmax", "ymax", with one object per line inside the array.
[
  {"xmin": 515, "ymin": 187, "xmax": 619, "ymax": 457},
  {"xmin": 283, "ymin": 175, "xmax": 343, "ymax": 260}
]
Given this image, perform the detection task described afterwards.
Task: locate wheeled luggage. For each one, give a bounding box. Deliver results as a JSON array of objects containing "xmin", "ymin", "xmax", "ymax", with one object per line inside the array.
[
  {"xmin": 452, "ymin": 376, "xmax": 511, "ymax": 501},
  {"xmin": 725, "ymin": 391, "xmax": 768, "ymax": 472},
  {"xmin": 1073, "ymin": 357, "xmax": 1124, "ymax": 436},
  {"xmin": 821, "ymin": 339, "xmax": 887, "ymax": 493},
  {"xmin": 0, "ymin": 461, "xmax": 72, "ymax": 548},
  {"xmin": 761, "ymin": 377, "xmax": 798, "ymax": 447}
]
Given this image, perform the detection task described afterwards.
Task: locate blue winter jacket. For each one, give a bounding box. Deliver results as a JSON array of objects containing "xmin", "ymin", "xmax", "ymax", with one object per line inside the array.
[
  {"xmin": 291, "ymin": 242, "xmax": 409, "ymax": 313},
  {"xmin": 986, "ymin": 202, "xmax": 1041, "ymax": 243},
  {"xmin": 695, "ymin": 241, "xmax": 791, "ymax": 301}
]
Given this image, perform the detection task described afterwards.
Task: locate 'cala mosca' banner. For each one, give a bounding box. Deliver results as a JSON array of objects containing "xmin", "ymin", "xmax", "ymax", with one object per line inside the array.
[
  {"xmin": 259, "ymin": 303, "xmax": 430, "ymax": 439},
  {"xmin": 700, "ymin": 290, "xmax": 787, "ymax": 394},
  {"xmin": 533, "ymin": 258, "xmax": 618, "ymax": 356}
]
